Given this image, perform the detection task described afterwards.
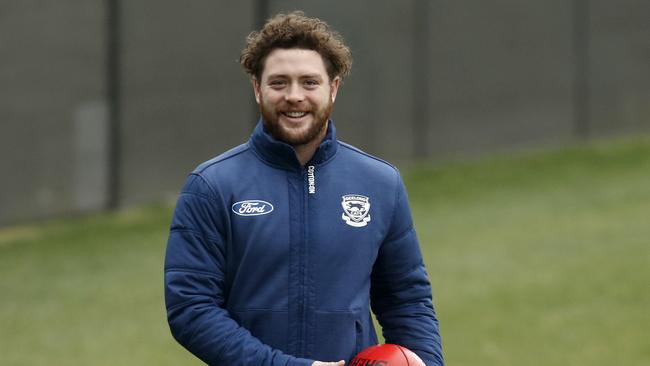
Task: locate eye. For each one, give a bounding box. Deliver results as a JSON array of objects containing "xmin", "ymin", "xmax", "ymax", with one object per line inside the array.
[
  {"xmin": 304, "ymin": 79, "xmax": 319, "ymax": 89},
  {"xmin": 268, "ymin": 80, "xmax": 286, "ymax": 89}
]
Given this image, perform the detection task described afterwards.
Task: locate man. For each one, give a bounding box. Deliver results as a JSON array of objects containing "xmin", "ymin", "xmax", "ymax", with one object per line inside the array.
[{"xmin": 165, "ymin": 11, "xmax": 443, "ymax": 366}]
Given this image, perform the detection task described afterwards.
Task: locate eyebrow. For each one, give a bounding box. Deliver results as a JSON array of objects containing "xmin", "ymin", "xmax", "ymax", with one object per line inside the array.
[{"xmin": 266, "ymin": 73, "xmax": 324, "ymax": 81}]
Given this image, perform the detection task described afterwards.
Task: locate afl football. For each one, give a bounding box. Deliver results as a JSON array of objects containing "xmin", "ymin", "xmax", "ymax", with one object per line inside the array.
[{"xmin": 350, "ymin": 344, "xmax": 425, "ymax": 366}]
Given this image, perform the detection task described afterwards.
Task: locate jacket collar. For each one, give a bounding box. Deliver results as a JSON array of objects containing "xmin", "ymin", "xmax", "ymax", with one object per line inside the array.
[{"xmin": 249, "ymin": 119, "xmax": 339, "ymax": 170}]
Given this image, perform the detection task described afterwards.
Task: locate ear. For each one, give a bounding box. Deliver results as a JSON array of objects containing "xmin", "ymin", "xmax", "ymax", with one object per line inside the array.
[
  {"xmin": 330, "ymin": 76, "xmax": 341, "ymax": 102},
  {"xmin": 252, "ymin": 78, "xmax": 261, "ymax": 104}
]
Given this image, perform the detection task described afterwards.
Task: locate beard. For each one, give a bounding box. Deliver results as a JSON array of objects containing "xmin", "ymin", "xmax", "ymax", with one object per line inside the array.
[{"xmin": 259, "ymin": 97, "xmax": 333, "ymax": 147}]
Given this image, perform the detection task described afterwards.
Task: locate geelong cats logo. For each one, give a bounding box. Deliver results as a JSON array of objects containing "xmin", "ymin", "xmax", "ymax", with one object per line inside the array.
[{"xmin": 341, "ymin": 194, "xmax": 371, "ymax": 227}]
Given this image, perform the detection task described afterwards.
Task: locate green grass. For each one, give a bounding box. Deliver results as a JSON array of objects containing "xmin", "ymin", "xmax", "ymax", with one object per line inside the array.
[
  {"xmin": 405, "ymin": 137, "xmax": 650, "ymax": 366},
  {"xmin": 1, "ymin": 137, "xmax": 649, "ymax": 365},
  {"xmin": 0, "ymin": 208, "xmax": 199, "ymax": 365}
]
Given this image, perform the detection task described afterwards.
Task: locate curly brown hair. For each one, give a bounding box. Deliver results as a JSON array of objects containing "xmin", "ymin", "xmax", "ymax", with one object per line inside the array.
[{"xmin": 240, "ymin": 11, "xmax": 352, "ymax": 81}]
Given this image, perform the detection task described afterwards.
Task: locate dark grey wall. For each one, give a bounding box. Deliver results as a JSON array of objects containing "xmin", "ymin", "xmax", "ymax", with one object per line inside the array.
[
  {"xmin": 589, "ymin": 0, "xmax": 650, "ymax": 137},
  {"xmin": 0, "ymin": 1, "xmax": 106, "ymax": 224},
  {"xmin": 120, "ymin": 1, "xmax": 254, "ymax": 205},
  {"xmin": 1, "ymin": 0, "xmax": 649, "ymax": 225},
  {"xmin": 425, "ymin": 1, "xmax": 576, "ymax": 156}
]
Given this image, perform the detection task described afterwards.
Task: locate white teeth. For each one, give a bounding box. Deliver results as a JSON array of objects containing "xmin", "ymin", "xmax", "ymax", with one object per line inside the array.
[{"xmin": 285, "ymin": 112, "xmax": 307, "ymax": 118}]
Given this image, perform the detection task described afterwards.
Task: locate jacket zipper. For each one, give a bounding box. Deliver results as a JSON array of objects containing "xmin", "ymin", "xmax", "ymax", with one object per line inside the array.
[
  {"xmin": 296, "ymin": 165, "xmax": 315, "ymax": 356},
  {"xmin": 301, "ymin": 165, "xmax": 316, "ymax": 355},
  {"xmin": 299, "ymin": 166, "xmax": 308, "ymax": 355}
]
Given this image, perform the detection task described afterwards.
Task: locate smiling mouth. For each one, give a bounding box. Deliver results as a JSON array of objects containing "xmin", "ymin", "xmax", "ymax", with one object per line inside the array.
[{"xmin": 282, "ymin": 111, "xmax": 308, "ymax": 119}]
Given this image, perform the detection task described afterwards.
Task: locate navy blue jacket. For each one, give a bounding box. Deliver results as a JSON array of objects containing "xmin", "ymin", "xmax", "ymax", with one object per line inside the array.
[{"xmin": 165, "ymin": 121, "xmax": 443, "ymax": 365}]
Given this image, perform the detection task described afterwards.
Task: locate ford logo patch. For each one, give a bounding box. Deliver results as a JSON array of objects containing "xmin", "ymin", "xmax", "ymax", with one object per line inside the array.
[{"xmin": 232, "ymin": 200, "xmax": 274, "ymax": 216}]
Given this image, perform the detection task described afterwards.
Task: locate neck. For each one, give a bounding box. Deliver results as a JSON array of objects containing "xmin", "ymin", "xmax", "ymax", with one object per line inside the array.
[{"xmin": 293, "ymin": 124, "xmax": 328, "ymax": 166}]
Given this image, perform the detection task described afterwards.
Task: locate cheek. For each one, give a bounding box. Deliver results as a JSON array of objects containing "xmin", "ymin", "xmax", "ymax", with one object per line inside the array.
[
  {"xmin": 260, "ymin": 90, "xmax": 283, "ymax": 105},
  {"xmin": 308, "ymin": 91, "xmax": 331, "ymax": 106}
]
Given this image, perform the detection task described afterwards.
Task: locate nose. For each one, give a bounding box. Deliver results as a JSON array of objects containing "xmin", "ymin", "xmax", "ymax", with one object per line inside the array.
[{"xmin": 284, "ymin": 83, "xmax": 305, "ymax": 103}]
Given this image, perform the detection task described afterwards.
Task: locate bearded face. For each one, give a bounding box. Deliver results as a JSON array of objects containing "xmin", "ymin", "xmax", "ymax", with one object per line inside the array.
[
  {"xmin": 254, "ymin": 48, "xmax": 340, "ymax": 147},
  {"xmin": 258, "ymin": 89, "xmax": 333, "ymax": 146}
]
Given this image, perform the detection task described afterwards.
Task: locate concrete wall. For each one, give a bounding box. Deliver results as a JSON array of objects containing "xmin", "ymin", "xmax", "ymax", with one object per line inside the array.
[
  {"xmin": 120, "ymin": 0, "xmax": 255, "ymax": 205},
  {"xmin": 589, "ymin": 0, "xmax": 650, "ymax": 137},
  {"xmin": 0, "ymin": 1, "xmax": 106, "ymax": 224},
  {"xmin": 1, "ymin": 0, "xmax": 649, "ymax": 225},
  {"xmin": 425, "ymin": 1, "xmax": 577, "ymax": 156}
]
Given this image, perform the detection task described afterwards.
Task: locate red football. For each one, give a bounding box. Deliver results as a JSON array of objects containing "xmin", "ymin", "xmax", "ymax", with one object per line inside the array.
[{"xmin": 350, "ymin": 344, "xmax": 425, "ymax": 366}]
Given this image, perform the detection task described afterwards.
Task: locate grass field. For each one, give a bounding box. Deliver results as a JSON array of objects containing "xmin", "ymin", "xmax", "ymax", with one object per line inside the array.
[{"xmin": 1, "ymin": 137, "xmax": 649, "ymax": 365}]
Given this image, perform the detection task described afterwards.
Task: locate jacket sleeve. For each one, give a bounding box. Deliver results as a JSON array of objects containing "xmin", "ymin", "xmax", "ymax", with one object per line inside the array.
[
  {"xmin": 164, "ymin": 173, "xmax": 313, "ymax": 366},
  {"xmin": 370, "ymin": 171, "xmax": 444, "ymax": 366}
]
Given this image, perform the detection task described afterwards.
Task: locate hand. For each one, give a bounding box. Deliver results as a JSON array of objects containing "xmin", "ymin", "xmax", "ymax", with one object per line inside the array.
[{"xmin": 312, "ymin": 361, "xmax": 345, "ymax": 366}]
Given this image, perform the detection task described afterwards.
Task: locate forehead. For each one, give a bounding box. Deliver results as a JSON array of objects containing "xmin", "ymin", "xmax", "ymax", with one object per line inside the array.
[{"xmin": 261, "ymin": 48, "xmax": 328, "ymax": 80}]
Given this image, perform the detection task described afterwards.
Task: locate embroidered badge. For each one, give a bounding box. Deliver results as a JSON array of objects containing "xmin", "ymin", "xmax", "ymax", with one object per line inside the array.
[{"xmin": 341, "ymin": 194, "xmax": 371, "ymax": 227}]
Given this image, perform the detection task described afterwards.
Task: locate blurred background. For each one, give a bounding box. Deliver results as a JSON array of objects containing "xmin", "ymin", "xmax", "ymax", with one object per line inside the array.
[
  {"xmin": 1, "ymin": 1, "xmax": 649, "ymax": 365},
  {"xmin": 1, "ymin": 0, "xmax": 648, "ymax": 225}
]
